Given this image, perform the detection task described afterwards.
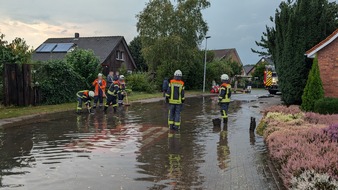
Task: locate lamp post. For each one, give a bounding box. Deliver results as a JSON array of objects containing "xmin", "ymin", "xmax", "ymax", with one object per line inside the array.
[{"xmin": 203, "ymin": 36, "xmax": 211, "ymax": 93}]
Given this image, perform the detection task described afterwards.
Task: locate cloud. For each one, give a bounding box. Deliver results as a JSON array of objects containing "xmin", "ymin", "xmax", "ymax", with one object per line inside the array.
[{"xmin": 0, "ymin": 0, "xmax": 282, "ymax": 64}]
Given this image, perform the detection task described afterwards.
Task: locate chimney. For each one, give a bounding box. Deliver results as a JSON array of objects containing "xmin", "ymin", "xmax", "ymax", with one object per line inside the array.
[{"xmin": 74, "ymin": 33, "xmax": 80, "ymax": 39}]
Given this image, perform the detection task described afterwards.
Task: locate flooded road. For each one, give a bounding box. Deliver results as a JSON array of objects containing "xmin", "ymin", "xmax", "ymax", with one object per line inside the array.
[{"xmin": 0, "ymin": 90, "xmax": 282, "ymax": 190}]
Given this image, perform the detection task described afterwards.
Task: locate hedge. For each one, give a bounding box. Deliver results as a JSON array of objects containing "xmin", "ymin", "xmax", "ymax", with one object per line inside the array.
[{"xmin": 314, "ymin": 97, "xmax": 338, "ymax": 115}]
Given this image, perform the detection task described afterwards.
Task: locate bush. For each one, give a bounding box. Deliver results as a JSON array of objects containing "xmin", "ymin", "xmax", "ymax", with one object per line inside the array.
[
  {"xmin": 65, "ymin": 49, "xmax": 101, "ymax": 89},
  {"xmin": 267, "ymin": 127, "xmax": 338, "ymax": 187},
  {"xmin": 314, "ymin": 98, "xmax": 338, "ymax": 114},
  {"xmin": 126, "ymin": 72, "xmax": 156, "ymax": 93},
  {"xmin": 37, "ymin": 60, "xmax": 85, "ymax": 105},
  {"xmin": 304, "ymin": 112, "xmax": 338, "ymax": 125},
  {"xmin": 301, "ymin": 56, "xmax": 324, "ymax": 111},
  {"xmin": 291, "ymin": 170, "xmax": 338, "ymax": 190}
]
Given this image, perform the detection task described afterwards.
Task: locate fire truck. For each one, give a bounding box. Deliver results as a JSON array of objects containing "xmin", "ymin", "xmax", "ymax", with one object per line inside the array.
[{"xmin": 264, "ymin": 65, "xmax": 279, "ymax": 95}]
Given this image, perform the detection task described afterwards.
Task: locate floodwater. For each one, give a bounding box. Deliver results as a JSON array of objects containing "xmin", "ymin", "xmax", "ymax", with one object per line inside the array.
[{"xmin": 0, "ymin": 90, "xmax": 282, "ymax": 190}]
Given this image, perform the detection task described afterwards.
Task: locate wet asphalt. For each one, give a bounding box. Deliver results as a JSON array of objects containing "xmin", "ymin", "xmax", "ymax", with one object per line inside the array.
[{"xmin": 0, "ymin": 90, "xmax": 283, "ymax": 190}]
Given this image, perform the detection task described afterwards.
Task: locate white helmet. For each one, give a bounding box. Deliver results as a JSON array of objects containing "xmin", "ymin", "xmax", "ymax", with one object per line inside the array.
[
  {"xmin": 174, "ymin": 70, "xmax": 182, "ymax": 77},
  {"xmin": 98, "ymin": 73, "xmax": 103, "ymax": 77},
  {"xmin": 88, "ymin": 91, "xmax": 95, "ymax": 98},
  {"xmin": 221, "ymin": 74, "xmax": 229, "ymax": 81},
  {"xmin": 119, "ymin": 75, "xmax": 125, "ymax": 80}
]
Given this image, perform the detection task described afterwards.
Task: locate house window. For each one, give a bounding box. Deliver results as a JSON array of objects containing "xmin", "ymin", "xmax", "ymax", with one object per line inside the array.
[
  {"xmin": 120, "ymin": 52, "xmax": 124, "ymax": 60},
  {"xmin": 116, "ymin": 50, "xmax": 124, "ymax": 60}
]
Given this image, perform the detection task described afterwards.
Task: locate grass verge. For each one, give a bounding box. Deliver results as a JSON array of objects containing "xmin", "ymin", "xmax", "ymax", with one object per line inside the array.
[{"xmin": 0, "ymin": 91, "xmax": 205, "ymax": 120}]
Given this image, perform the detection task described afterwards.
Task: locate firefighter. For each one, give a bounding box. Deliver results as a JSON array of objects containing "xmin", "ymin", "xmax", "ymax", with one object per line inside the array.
[
  {"xmin": 92, "ymin": 73, "xmax": 106, "ymax": 109},
  {"xmin": 104, "ymin": 76, "xmax": 119, "ymax": 114},
  {"xmin": 166, "ymin": 70, "xmax": 185, "ymax": 131},
  {"xmin": 76, "ymin": 90, "xmax": 94, "ymax": 114},
  {"xmin": 118, "ymin": 75, "xmax": 126, "ymax": 106},
  {"xmin": 218, "ymin": 74, "xmax": 232, "ymax": 122}
]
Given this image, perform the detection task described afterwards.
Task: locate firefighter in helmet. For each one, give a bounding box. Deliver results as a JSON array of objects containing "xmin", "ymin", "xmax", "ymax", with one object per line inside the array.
[
  {"xmin": 76, "ymin": 90, "xmax": 94, "ymax": 114},
  {"xmin": 118, "ymin": 75, "xmax": 126, "ymax": 106},
  {"xmin": 218, "ymin": 74, "xmax": 231, "ymax": 122},
  {"xmin": 166, "ymin": 70, "xmax": 185, "ymax": 130},
  {"xmin": 104, "ymin": 76, "xmax": 119, "ymax": 114}
]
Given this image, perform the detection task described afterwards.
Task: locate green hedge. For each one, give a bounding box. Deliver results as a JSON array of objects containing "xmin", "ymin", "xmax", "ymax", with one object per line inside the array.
[
  {"xmin": 36, "ymin": 60, "xmax": 85, "ymax": 105},
  {"xmin": 314, "ymin": 98, "xmax": 338, "ymax": 115},
  {"xmin": 126, "ymin": 72, "xmax": 156, "ymax": 93}
]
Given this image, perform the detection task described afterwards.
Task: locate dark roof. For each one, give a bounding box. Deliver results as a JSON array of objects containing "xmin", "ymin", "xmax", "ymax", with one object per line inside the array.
[
  {"xmin": 243, "ymin": 65, "xmax": 255, "ymax": 75},
  {"xmin": 32, "ymin": 36, "xmax": 135, "ymax": 67},
  {"xmin": 212, "ymin": 48, "xmax": 243, "ymax": 65},
  {"xmin": 257, "ymin": 57, "xmax": 274, "ymax": 65}
]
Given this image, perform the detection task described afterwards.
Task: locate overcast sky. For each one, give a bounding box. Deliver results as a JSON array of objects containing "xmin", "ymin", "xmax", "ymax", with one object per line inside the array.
[{"xmin": 0, "ymin": 0, "xmax": 283, "ymax": 65}]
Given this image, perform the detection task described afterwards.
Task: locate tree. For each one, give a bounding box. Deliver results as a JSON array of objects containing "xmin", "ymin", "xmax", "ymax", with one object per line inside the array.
[
  {"xmin": 7, "ymin": 37, "xmax": 33, "ymax": 64},
  {"xmin": 206, "ymin": 59, "xmax": 241, "ymax": 87},
  {"xmin": 251, "ymin": 62, "xmax": 268, "ymax": 88},
  {"xmin": 301, "ymin": 56, "xmax": 324, "ymax": 111},
  {"xmin": 129, "ymin": 36, "xmax": 147, "ymax": 71},
  {"xmin": 136, "ymin": 0, "xmax": 210, "ymax": 89},
  {"xmin": 65, "ymin": 48, "xmax": 101, "ymax": 89},
  {"xmin": 253, "ymin": 0, "xmax": 338, "ymax": 105}
]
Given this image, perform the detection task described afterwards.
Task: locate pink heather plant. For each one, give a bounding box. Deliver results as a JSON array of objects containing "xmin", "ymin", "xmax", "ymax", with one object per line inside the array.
[
  {"xmin": 304, "ymin": 112, "xmax": 338, "ymax": 125},
  {"xmin": 262, "ymin": 105, "xmax": 301, "ymax": 116},
  {"xmin": 323, "ymin": 124, "xmax": 338, "ymax": 142},
  {"xmin": 266, "ymin": 127, "xmax": 338, "ymax": 187}
]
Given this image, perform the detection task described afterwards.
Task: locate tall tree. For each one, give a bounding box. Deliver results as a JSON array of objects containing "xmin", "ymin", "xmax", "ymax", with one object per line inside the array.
[
  {"xmin": 129, "ymin": 36, "xmax": 147, "ymax": 71},
  {"xmin": 253, "ymin": 0, "xmax": 338, "ymax": 105},
  {"xmin": 136, "ymin": 0, "xmax": 210, "ymax": 89}
]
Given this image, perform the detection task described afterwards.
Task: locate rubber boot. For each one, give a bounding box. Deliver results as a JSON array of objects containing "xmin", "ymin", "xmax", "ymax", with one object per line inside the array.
[
  {"xmin": 104, "ymin": 106, "xmax": 108, "ymax": 114},
  {"xmin": 113, "ymin": 107, "xmax": 117, "ymax": 113}
]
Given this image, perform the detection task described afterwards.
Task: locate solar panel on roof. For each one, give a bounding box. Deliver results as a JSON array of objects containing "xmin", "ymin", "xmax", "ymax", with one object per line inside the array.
[
  {"xmin": 36, "ymin": 43, "xmax": 57, "ymax": 52},
  {"xmin": 53, "ymin": 43, "xmax": 74, "ymax": 52}
]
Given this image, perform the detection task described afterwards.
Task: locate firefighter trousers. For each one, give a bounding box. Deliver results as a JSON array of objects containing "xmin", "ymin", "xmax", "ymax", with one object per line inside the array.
[
  {"xmin": 77, "ymin": 98, "xmax": 91, "ymax": 112},
  {"xmin": 168, "ymin": 104, "xmax": 182, "ymax": 129},
  {"xmin": 220, "ymin": 103, "xmax": 230, "ymax": 119},
  {"xmin": 94, "ymin": 89, "xmax": 104, "ymax": 107},
  {"xmin": 104, "ymin": 94, "xmax": 117, "ymax": 113}
]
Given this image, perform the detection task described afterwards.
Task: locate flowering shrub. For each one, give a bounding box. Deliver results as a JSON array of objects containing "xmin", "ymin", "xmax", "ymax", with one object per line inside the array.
[
  {"xmin": 260, "ymin": 105, "xmax": 338, "ymax": 188},
  {"xmin": 290, "ymin": 170, "xmax": 338, "ymax": 190},
  {"xmin": 323, "ymin": 124, "xmax": 338, "ymax": 142},
  {"xmin": 262, "ymin": 105, "xmax": 301, "ymax": 116},
  {"xmin": 305, "ymin": 112, "xmax": 338, "ymax": 125},
  {"xmin": 267, "ymin": 127, "xmax": 338, "ymax": 187}
]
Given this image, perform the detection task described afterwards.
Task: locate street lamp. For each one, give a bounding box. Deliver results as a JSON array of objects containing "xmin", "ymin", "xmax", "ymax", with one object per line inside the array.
[{"xmin": 203, "ymin": 36, "xmax": 211, "ymax": 93}]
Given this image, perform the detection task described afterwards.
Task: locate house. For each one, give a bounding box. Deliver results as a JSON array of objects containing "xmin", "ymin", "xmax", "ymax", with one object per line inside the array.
[
  {"xmin": 305, "ymin": 29, "xmax": 338, "ymax": 98},
  {"xmin": 212, "ymin": 48, "xmax": 245, "ymax": 75},
  {"xmin": 243, "ymin": 65, "xmax": 255, "ymax": 76},
  {"xmin": 32, "ymin": 33, "xmax": 136, "ymax": 75},
  {"xmin": 243, "ymin": 57, "xmax": 273, "ymax": 77}
]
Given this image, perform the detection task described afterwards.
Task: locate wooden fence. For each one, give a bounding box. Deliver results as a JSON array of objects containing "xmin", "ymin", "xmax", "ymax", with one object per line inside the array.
[{"xmin": 3, "ymin": 64, "xmax": 40, "ymax": 106}]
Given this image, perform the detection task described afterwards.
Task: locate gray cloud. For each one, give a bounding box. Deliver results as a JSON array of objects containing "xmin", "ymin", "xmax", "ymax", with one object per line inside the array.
[{"xmin": 0, "ymin": 0, "xmax": 282, "ymax": 64}]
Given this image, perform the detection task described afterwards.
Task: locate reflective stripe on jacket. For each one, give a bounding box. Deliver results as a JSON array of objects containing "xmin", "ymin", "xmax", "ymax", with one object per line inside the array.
[
  {"xmin": 219, "ymin": 83, "xmax": 231, "ymax": 103},
  {"xmin": 77, "ymin": 90, "xmax": 91, "ymax": 101},
  {"xmin": 166, "ymin": 79, "xmax": 185, "ymax": 104},
  {"xmin": 107, "ymin": 81, "xmax": 119, "ymax": 96}
]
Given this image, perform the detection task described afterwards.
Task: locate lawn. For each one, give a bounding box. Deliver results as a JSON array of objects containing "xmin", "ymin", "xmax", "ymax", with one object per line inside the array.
[{"xmin": 0, "ymin": 91, "xmax": 205, "ymax": 120}]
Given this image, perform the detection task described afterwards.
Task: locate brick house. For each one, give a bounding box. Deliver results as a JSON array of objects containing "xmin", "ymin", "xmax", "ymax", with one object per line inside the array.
[
  {"xmin": 305, "ymin": 29, "xmax": 338, "ymax": 98},
  {"xmin": 212, "ymin": 48, "xmax": 245, "ymax": 75},
  {"xmin": 32, "ymin": 33, "xmax": 136, "ymax": 75}
]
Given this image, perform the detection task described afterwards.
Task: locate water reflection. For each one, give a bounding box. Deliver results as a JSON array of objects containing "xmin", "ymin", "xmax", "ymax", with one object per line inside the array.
[
  {"xmin": 0, "ymin": 127, "xmax": 34, "ymax": 187},
  {"xmin": 216, "ymin": 122, "xmax": 230, "ymax": 170}
]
